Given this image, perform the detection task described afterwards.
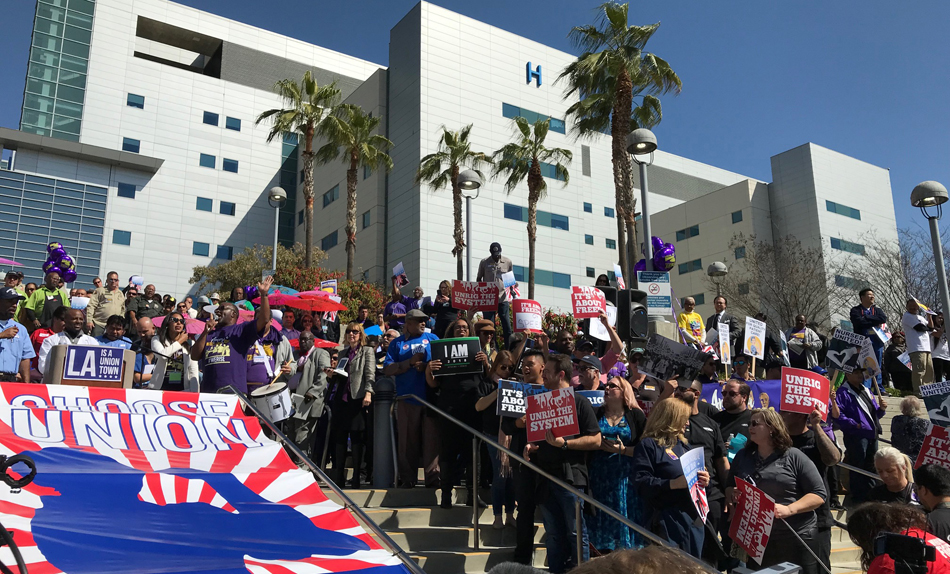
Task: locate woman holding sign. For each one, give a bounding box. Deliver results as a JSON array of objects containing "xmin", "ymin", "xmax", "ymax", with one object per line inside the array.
[{"xmin": 727, "ymin": 409, "xmax": 826, "ymax": 574}]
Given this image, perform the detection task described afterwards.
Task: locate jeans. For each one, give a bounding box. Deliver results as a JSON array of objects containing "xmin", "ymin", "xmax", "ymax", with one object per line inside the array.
[
  {"xmin": 873, "ymin": 342, "xmax": 884, "ymax": 388},
  {"xmin": 538, "ymin": 481, "xmax": 589, "ymax": 574},
  {"xmin": 843, "ymin": 433, "xmax": 877, "ymax": 503},
  {"xmin": 486, "ymin": 444, "xmax": 515, "ymax": 516},
  {"xmin": 483, "ymin": 301, "xmax": 512, "ymax": 346}
]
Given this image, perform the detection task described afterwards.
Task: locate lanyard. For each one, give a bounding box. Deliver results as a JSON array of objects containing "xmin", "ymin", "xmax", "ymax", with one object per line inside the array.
[{"xmin": 254, "ymin": 342, "xmax": 274, "ymax": 378}]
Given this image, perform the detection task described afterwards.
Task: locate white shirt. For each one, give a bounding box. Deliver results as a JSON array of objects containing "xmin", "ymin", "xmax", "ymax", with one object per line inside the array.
[
  {"xmin": 187, "ymin": 308, "xmax": 198, "ymax": 319},
  {"xmin": 934, "ymin": 332, "xmax": 950, "ymax": 361},
  {"xmin": 38, "ymin": 332, "xmax": 100, "ymax": 376},
  {"xmin": 902, "ymin": 312, "xmax": 932, "ymax": 354}
]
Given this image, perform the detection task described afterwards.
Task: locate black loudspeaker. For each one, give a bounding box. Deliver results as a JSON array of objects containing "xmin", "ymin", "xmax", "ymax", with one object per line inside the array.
[{"xmin": 618, "ymin": 289, "xmax": 649, "ymax": 341}]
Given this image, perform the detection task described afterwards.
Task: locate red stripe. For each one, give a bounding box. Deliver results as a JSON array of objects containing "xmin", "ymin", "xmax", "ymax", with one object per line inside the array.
[
  {"xmin": 310, "ymin": 508, "xmax": 360, "ymax": 531},
  {"xmin": 148, "ymin": 474, "xmax": 166, "ymax": 506},
  {"xmin": 173, "ymin": 474, "xmax": 188, "ymax": 504},
  {"xmin": 277, "ymin": 482, "xmax": 329, "ymax": 506},
  {"xmin": 198, "ymin": 482, "xmax": 216, "ymax": 505},
  {"xmin": 355, "ymin": 533, "xmax": 382, "ymax": 550},
  {"xmin": 0, "ymin": 500, "xmax": 35, "ymax": 518},
  {"xmin": 6, "ymin": 527, "xmax": 36, "ymax": 547},
  {"xmin": 20, "ymin": 561, "xmax": 64, "ymax": 574},
  {"xmin": 305, "ymin": 557, "xmax": 383, "ymax": 571}
]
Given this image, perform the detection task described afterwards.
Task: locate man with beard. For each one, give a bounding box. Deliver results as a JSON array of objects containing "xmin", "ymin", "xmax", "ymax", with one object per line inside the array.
[{"xmin": 38, "ymin": 308, "xmax": 99, "ymax": 377}]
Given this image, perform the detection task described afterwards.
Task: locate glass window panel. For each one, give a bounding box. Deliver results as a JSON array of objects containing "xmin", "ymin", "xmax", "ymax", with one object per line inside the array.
[
  {"xmin": 583, "ymin": 202, "xmax": 592, "ymax": 213},
  {"xmin": 32, "ymin": 32, "xmax": 62, "ymax": 52},
  {"xmin": 58, "ymin": 69, "xmax": 86, "ymax": 89},
  {"xmin": 51, "ymin": 222, "xmax": 80, "ymax": 234},
  {"xmin": 66, "ymin": 0, "xmax": 95, "ymax": 16},
  {"xmin": 25, "ymin": 78, "xmax": 56, "ymax": 97},
  {"xmin": 55, "ymin": 84, "xmax": 84, "ymax": 103},
  {"xmin": 549, "ymin": 118, "xmax": 566, "ymax": 134},
  {"xmin": 22, "ymin": 208, "xmax": 50, "ymax": 219},
  {"xmin": 21, "ymin": 126, "xmax": 50, "ymax": 137},
  {"xmin": 196, "ymin": 197, "xmax": 212, "ymax": 212},
  {"xmin": 28, "ymin": 63, "xmax": 58, "ymax": 82},
  {"xmin": 36, "ymin": 3, "xmax": 67, "ymax": 22},
  {"xmin": 63, "ymin": 24, "xmax": 92, "ymax": 44},
  {"xmin": 52, "ymin": 115, "xmax": 81, "ymax": 133},
  {"xmin": 65, "ymin": 9, "xmax": 93, "ymax": 29},
  {"xmin": 537, "ymin": 212, "xmax": 551, "ymax": 227},
  {"xmin": 122, "ymin": 138, "xmax": 141, "ymax": 153},
  {"xmin": 55, "ymin": 188, "xmax": 82, "ymax": 200},
  {"xmin": 585, "ymin": 235, "xmax": 593, "ymax": 245},
  {"xmin": 22, "ymin": 110, "xmax": 53, "ymax": 129},
  {"xmin": 81, "ymin": 225, "xmax": 103, "ymax": 236},
  {"xmin": 54, "ymin": 195, "xmax": 83, "ymax": 208},
  {"xmin": 83, "ymin": 185, "xmax": 106, "ymax": 196},
  {"xmin": 216, "ymin": 245, "xmax": 233, "ymax": 260},
  {"xmin": 193, "ymin": 242, "xmax": 210, "ymax": 257},
  {"xmin": 362, "ymin": 210, "xmax": 370, "ymax": 229},
  {"xmin": 199, "ymin": 154, "xmax": 215, "ymax": 168},
  {"xmin": 222, "ymin": 159, "xmax": 238, "ymax": 173},
  {"xmin": 0, "ymin": 213, "xmax": 17, "ymax": 224},
  {"xmin": 116, "ymin": 183, "xmax": 135, "ymax": 199},
  {"xmin": 503, "ymin": 203, "xmax": 524, "ymax": 221},
  {"xmin": 127, "ymin": 94, "xmax": 145, "ymax": 109},
  {"xmin": 61, "ymin": 39, "xmax": 89, "ymax": 59},
  {"xmin": 586, "ymin": 267, "xmax": 595, "ymax": 278},
  {"xmin": 203, "ymin": 111, "xmax": 219, "ymax": 126},
  {"xmin": 51, "ymin": 130, "xmax": 79, "ymax": 142},
  {"xmin": 53, "ymin": 204, "xmax": 82, "ymax": 216},
  {"xmin": 112, "ymin": 230, "xmax": 131, "ymax": 245},
  {"xmin": 732, "ymin": 210, "xmax": 743, "ymax": 224},
  {"xmin": 35, "ymin": 17, "xmax": 65, "ymax": 37},
  {"xmin": 58, "ymin": 53, "xmax": 87, "ymax": 73},
  {"xmin": 550, "ymin": 214, "xmax": 569, "ymax": 230},
  {"xmin": 23, "ymin": 197, "xmax": 52, "ymax": 210},
  {"xmin": 24, "ymin": 181, "xmax": 53, "ymax": 194},
  {"xmin": 54, "ymin": 99, "xmax": 83, "ymax": 119},
  {"xmin": 19, "ymin": 233, "xmax": 50, "ymax": 244},
  {"xmin": 219, "ymin": 201, "xmax": 235, "ymax": 216},
  {"xmin": 502, "ymin": 103, "xmax": 519, "ymax": 119},
  {"xmin": 79, "ymin": 241, "xmax": 100, "ymax": 251},
  {"xmin": 225, "ymin": 117, "xmax": 241, "ymax": 131},
  {"xmin": 20, "ymin": 215, "xmax": 50, "ymax": 228},
  {"xmin": 30, "ymin": 47, "xmax": 60, "ymax": 68}
]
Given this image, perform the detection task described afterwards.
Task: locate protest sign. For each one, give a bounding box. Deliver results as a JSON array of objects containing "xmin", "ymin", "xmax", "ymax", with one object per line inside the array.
[
  {"xmin": 571, "ymin": 286, "xmax": 607, "ymax": 319},
  {"xmin": 451, "ymin": 280, "xmax": 499, "ymax": 312},
  {"xmin": 320, "ymin": 279, "xmax": 338, "ymax": 294},
  {"xmin": 825, "ymin": 330, "xmax": 866, "ymax": 373},
  {"xmin": 778, "ymin": 331, "xmax": 791, "ymax": 366},
  {"xmin": 639, "ymin": 333, "xmax": 711, "ymax": 381},
  {"xmin": 393, "ymin": 261, "xmax": 409, "ymax": 287},
  {"xmin": 915, "ymin": 424, "xmax": 950, "ymax": 470},
  {"xmin": 614, "ymin": 264, "xmax": 626, "ymax": 290},
  {"xmin": 857, "ymin": 336, "xmax": 881, "ymax": 378},
  {"xmin": 922, "ymin": 381, "xmax": 950, "ymax": 428},
  {"xmin": 637, "ymin": 271, "xmax": 671, "ymax": 316},
  {"xmin": 62, "ymin": 346, "xmax": 127, "ymax": 384},
  {"xmin": 513, "ymin": 299, "xmax": 543, "ymax": 333},
  {"xmin": 729, "ymin": 477, "xmax": 775, "ymax": 564},
  {"xmin": 700, "ymin": 383, "xmax": 724, "ymax": 411},
  {"xmin": 577, "ymin": 389, "xmax": 605, "ymax": 408},
  {"xmin": 780, "ymin": 367, "xmax": 830, "ymax": 421},
  {"xmin": 496, "ymin": 380, "xmax": 547, "ymax": 417},
  {"xmin": 873, "ymin": 324, "xmax": 892, "ymax": 345},
  {"xmin": 719, "ymin": 327, "xmax": 732, "ymax": 365},
  {"xmin": 743, "ymin": 317, "xmax": 767, "ymax": 360},
  {"xmin": 897, "ymin": 351, "xmax": 913, "ymax": 370},
  {"xmin": 588, "ymin": 305, "xmax": 617, "ymax": 342},
  {"xmin": 526, "ymin": 387, "xmax": 580, "ymax": 443},
  {"xmin": 680, "ymin": 447, "xmax": 708, "ymax": 523},
  {"xmin": 429, "ymin": 337, "xmax": 482, "ymax": 376},
  {"xmin": 501, "ymin": 271, "xmax": 517, "ymax": 288}
]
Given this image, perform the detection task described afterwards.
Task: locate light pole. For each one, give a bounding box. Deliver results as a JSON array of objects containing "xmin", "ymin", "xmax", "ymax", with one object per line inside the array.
[
  {"xmin": 458, "ymin": 169, "xmax": 483, "ymax": 281},
  {"xmin": 627, "ymin": 129, "xmax": 658, "ymax": 280},
  {"xmin": 707, "ymin": 261, "xmax": 728, "ymax": 297},
  {"xmin": 911, "ymin": 181, "xmax": 950, "ymax": 315},
  {"xmin": 267, "ymin": 186, "xmax": 287, "ymax": 274}
]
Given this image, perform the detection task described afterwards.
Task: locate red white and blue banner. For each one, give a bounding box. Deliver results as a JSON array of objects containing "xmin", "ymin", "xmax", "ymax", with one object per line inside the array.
[{"xmin": 0, "ymin": 383, "xmax": 410, "ymax": 574}]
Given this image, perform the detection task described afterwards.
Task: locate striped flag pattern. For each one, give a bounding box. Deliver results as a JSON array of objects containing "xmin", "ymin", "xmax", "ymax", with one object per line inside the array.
[{"xmin": 137, "ymin": 473, "xmax": 239, "ymax": 514}]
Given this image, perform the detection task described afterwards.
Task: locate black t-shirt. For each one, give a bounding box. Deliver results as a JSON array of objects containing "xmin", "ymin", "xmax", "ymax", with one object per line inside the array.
[
  {"xmin": 685, "ymin": 412, "xmax": 726, "ymax": 500},
  {"xmin": 477, "ymin": 378, "xmax": 501, "ymax": 435},
  {"xmin": 697, "ymin": 400, "xmax": 720, "ymax": 417},
  {"xmin": 928, "ymin": 505, "xmax": 950, "ymax": 543},
  {"xmin": 868, "ymin": 482, "xmax": 918, "ymax": 505},
  {"xmin": 714, "ymin": 409, "xmax": 752, "ymax": 441},
  {"xmin": 533, "ymin": 393, "xmax": 601, "ymax": 487},
  {"xmin": 791, "ymin": 429, "xmax": 834, "ymax": 529}
]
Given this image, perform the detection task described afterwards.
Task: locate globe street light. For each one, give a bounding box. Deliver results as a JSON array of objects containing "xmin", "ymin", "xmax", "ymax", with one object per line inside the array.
[
  {"xmin": 707, "ymin": 261, "xmax": 728, "ymax": 297},
  {"xmin": 627, "ymin": 129, "xmax": 658, "ymax": 282},
  {"xmin": 911, "ymin": 180, "xmax": 950, "ymax": 316},
  {"xmin": 458, "ymin": 169, "xmax": 483, "ymax": 281},
  {"xmin": 267, "ymin": 186, "xmax": 287, "ymax": 274}
]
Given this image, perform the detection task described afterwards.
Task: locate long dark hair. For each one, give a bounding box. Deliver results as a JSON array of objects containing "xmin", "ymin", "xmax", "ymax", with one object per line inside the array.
[
  {"xmin": 158, "ymin": 312, "xmax": 186, "ymax": 346},
  {"xmin": 848, "ymin": 502, "xmax": 928, "ymax": 571}
]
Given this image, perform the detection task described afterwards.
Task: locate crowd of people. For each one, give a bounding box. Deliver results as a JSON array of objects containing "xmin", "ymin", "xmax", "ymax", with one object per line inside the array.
[{"xmin": 7, "ymin": 258, "xmax": 950, "ymax": 574}]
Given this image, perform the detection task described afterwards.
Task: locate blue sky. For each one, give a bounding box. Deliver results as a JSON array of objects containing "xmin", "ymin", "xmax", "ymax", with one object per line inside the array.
[{"xmin": 1, "ymin": 0, "xmax": 947, "ymax": 234}]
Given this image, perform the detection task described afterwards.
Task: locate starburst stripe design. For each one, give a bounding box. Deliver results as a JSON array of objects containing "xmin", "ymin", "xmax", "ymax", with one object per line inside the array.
[{"xmin": 138, "ymin": 473, "xmax": 239, "ymax": 514}]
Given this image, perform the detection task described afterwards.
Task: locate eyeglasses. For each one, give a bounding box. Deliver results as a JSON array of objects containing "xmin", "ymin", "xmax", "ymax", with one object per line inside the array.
[
  {"xmin": 749, "ymin": 419, "xmax": 768, "ymax": 428},
  {"xmin": 604, "ymin": 383, "xmax": 620, "ymax": 390},
  {"xmin": 346, "ymin": 330, "xmax": 361, "ymax": 335},
  {"xmin": 498, "ymin": 364, "xmax": 513, "ymax": 371}
]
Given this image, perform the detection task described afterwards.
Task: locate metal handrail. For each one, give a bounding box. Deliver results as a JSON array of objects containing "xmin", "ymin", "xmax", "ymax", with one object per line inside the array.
[
  {"xmin": 838, "ymin": 461, "xmax": 883, "ymax": 481},
  {"xmin": 229, "ymin": 386, "xmax": 426, "ymax": 574},
  {"xmin": 392, "ymin": 392, "xmax": 719, "ymax": 574}
]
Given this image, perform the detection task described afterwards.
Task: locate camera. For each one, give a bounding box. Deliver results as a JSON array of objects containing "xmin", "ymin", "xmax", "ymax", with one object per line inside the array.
[{"xmin": 874, "ymin": 532, "xmax": 935, "ymax": 574}]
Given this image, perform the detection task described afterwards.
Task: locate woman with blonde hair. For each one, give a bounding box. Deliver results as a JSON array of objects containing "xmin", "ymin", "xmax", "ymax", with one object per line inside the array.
[
  {"xmin": 868, "ymin": 446, "xmax": 919, "ymax": 505},
  {"xmin": 327, "ymin": 322, "xmax": 375, "ymax": 489},
  {"xmin": 632, "ymin": 398, "xmax": 709, "ymax": 557}
]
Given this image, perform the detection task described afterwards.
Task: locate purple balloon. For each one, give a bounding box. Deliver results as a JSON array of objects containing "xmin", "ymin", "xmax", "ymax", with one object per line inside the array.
[
  {"xmin": 62, "ymin": 269, "xmax": 77, "ymax": 283},
  {"xmin": 43, "ymin": 260, "xmax": 56, "ymax": 273},
  {"xmin": 651, "ymin": 236, "xmax": 664, "ymax": 253},
  {"xmin": 58, "ymin": 254, "xmax": 75, "ymax": 271},
  {"xmin": 47, "ymin": 241, "xmax": 63, "ymax": 254},
  {"xmin": 49, "ymin": 248, "xmax": 66, "ymax": 261},
  {"xmin": 47, "ymin": 266, "xmax": 63, "ymax": 277},
  {"xmin": 653, "ymin": 243, "xmax": 676, "ymax": 272},
  {"xmin": 634, "ymin": 259, "xmax": 647, "ymax": 272},
  {"xmin": 244, "ymin": 285, "xmax": 259, "ymax": 301}
]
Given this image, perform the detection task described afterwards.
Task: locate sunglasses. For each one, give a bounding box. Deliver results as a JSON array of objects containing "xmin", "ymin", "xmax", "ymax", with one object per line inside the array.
[
  {"xmin": 722, "ymin": 391, "xmax": 742, "ymax": 397},
  {"xmin": 169, "ymin": 317, "xmax": 184, "ymax": 324},
  {"xmin": 735, "ymin": 361, "xmax": 747, "ymax": 366},
  {"xmin": 749, "ymin": 419, "xmax": 768, "ymax": 428},
  {"xmin": 498, "ymin": 364, "xmax": 513, "ymax": 371},
  {"xmin": 604, "ymin": 383, "xmax": 620, "ymax": 390},
  {"xmin": 346, "ymin": 330, "xmax": 361, "ymax": 335},
  {"xmin": 630, "ymin": 356, "xmax": 641, "ymax": 363}
]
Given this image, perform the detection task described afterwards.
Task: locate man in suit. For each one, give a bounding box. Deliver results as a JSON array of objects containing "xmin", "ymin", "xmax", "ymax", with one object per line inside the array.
[
  {"xmin": 287, "ymin": 330, "xmax": 330, "ymax": 458},
  {"xmin": 706, "ymin": 295, "xmax": 740, "ymax": 357}
]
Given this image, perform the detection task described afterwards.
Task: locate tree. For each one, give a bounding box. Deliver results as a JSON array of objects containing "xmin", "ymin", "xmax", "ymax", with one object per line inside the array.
[
  {"xmin": 255, "ymin": 71, "xmax": 341, "ymax": 268},
  {"xmin": 415, "ymin": 125, "xmax": 491, "ymax": 280},
  {"xmin": 559, "ymin": 2, "xmax": 681, "ymax": 282},
  {"xmin": 189, "ymin": 243, "xmax": 325, "ymax": 297},
  {"xmin": 491, "ymin": 117, "xmax": 571, "ymax": 299},
  {"xmin": 315, "ymin": 104, "xmax": 393, "ymax": 281}
]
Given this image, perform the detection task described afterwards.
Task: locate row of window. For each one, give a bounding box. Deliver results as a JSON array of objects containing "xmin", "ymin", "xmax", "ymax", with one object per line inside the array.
[
  {"xmin": 513, "ymin": 265, "xmax": 571, "ymax": 289},
  {"xmin": 835, "ymin": 275, "xmax": 865, "ymax": 290},
  {"xmin": 299, "ymin": 209, "xmax": 372, "ymax": 231},
  {"xmin": 199, "ymin": 153, "xmax": 240, "ymax": 173},
  {"xmin": 831, "ymin": 237, "xmax": 865, "ymax": 255},
  {"xmin": 503, "ymin": 203, "xmax": 570, "ymax": 230},
  {"xmin": 501, "ymin": 103, "xmax": 566, "ymax": 134},
  {"xmin": 826, "ymin": 200, "xmax": 861, "ymax": 220},
  {"xmin": 582, "ymin": 203, "xmax": 615, "ymax": 218},
  {"xmin": 112, "ymin": 230, "xmax": 235, "ymax": 260},
  {"xmin": 323, "ymin": 185, "xmax": 339, "ymax": 207},
  {"xmin": 675, "ymin": 225, "xmax": 699, "ymax": 241},
  {"xmin": 196, "ymin": 197, "xmax": 236, "ymax": 216},
  {"xmin": 202, "ymin": 111, "xmax": 242, "ymax": 132},
  {"xmin": 678, "ymin": 258, "xmax": 703, "ymax": 275}
]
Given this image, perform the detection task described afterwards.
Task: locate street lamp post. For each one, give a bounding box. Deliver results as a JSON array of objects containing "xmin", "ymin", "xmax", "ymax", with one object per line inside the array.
[
  {"xmin": 267, "ymin": 187, "xmax": 287, "ymax": 274},
  {"xmin": 458, "ymin": 169, "xmax": 483, "ymax": 281},
  {"xmin": 627, "ymin": 129, "xmax": 658, "ymax": 281},
  {"xmin": 911, "ymin": 181, "xmax": 950, "ymax": 316},
  {"xmin": 707, "ymin": 261, "xmax": 728, "ymax": 297}
]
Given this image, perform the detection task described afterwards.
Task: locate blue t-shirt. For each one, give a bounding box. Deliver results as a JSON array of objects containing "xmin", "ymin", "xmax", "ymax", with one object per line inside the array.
[
  {"xmin": 200, "ymin": 321, "xmax": 261, "ymax": 393},
  {"xmin": 96, "ymin": 336, "xmax": 133, "ymax": 350},
  {"xmin": 384, "ymin": 332, "xmax": 439, "ymax": 402},
  {"xmin": 0, "ymin": 319, "xmax": 35, "ymax": 374}
]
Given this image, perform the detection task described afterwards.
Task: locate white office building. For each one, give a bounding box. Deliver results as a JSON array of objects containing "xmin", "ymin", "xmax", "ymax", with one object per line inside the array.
[{"xmin": 3, "ymin": 0, "xmax": 897, "ymax": 330}]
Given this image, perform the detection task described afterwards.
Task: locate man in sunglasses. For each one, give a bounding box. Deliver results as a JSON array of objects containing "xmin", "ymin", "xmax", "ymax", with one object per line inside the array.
[
  {"xmin": 730, "ymin": 355, "xmax": 755, "ymax": 381},
  {"xmin": 714, "ymin": 381, "xmax": 752, "ymax": 452},
  {"xmin": 575, "ymin": 355, "xmax": 602, "ymax": 391}
]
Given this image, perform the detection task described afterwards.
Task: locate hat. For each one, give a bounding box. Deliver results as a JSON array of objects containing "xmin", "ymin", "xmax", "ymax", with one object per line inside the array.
[
  {"xmin": 165, "ymin": 296, "xmax": 177, "ymax": 305},
  {"xmin": 196, "ymin": 295, "xmax": 211, "ymax": 305},
  {"xmin": 810, "ymin": 365, "xmax": 829, "ymax": 376},
  {"xmin": 629, "ymin": 346, "xmax": 645, "ymax": 356},
  {"xmin": 406, "ymin": 309, "xmax": 428, "ymax": 321},
  {"xmin": 579, "ymin": 355, "xmax": 602, "ymax": 372},
  {"xmin": 577, "ymin": 339, "xmax": 595, "ymax": 351},
  {"xmin": 474, "ymin": 319, "xmax": 495, "ymax": 333},
  {"xmin": 210, "ymin": 292, "xmax": 222, "ymax": 301},
  {"xmin": 0, "ymin": 287, "xmax": 24, "ymax": 301}
]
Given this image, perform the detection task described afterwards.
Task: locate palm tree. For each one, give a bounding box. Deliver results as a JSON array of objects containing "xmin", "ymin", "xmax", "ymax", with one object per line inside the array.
[
  {"xmin": 559, "ymin": 2, "xmax": 681, "ymax": 282},
  {"xmin": 491, "ymin": 117, "xmax": 571, "ymax": 299},
  {"xmin": 256, "ymin": 71, "xmax": 341, "ymax": 268},
  {"xmin": 315, "ymin": 104, "xmax": 393, "ymax": 280},
  {"xmin": 415, "ymin": 125, "xmax": 490, "ymax": 280}
]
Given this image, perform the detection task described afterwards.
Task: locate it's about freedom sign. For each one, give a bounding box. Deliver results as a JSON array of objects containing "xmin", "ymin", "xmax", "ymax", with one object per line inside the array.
[
  {"xmin": 570, "ymin": 286, "xmax": 606, "ymax": 319},
  {"xmin": 63, "ymin": 346, "xmax": 126, "ymax": 383}
]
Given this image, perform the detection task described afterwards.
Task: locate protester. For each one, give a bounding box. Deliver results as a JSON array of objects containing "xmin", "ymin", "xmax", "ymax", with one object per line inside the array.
[
  {"xmin": 477, "ymin": 242, "xmax": 514, "ymax": 345},
  {"xmin": 677, "ymin": 297, "xmax": 705, "ymax": 346},
  {"xmin": 133, "ymin": 316, "xmax": 156, "ymax": 388},
  {"xmin": 730, "ymin": 355, "xmax": 755, "ymax": 381},
  {"xmin": 902, "ymin": 297, "xmax": 936, "ymax": 393},
  {"xmin": 628, "ymin": 346, "xmax": 674, "ymax": 412},
  {"xmin": 278, "ymin": 309, "xmax": 299, "ymax": 341},
  {"xmin": 21, "ymin": 271, "xmax": 68, "ymax": 332},
  {"xmin": 935, "ymin": 313, "xmax": 950, "ymax": 382},
  {"xmin": 892, "ymin": 396, "xmax": 929, "ymax": 460},
  {"xmin": 300, "ymin": 311, "xmax": 315, "ymax": 335},
  {"xmin": 632, "ymin": 397, "xmax": 709, "ymax": 557},
  {"xmin": 383, "ymin": 276, "xmax": 411, "ymax": 333},
  {"xmin": 475, "ymin": 350, "xmax": 517, "ymax": 529},
  {"xmin": 383, "ymin": 308, "xmax": 440, "ymax": 488},
  {"xmin": 245, "ymin": 322, "xmax": 286, "ymax": 393},
  {"xmin": 85, "ymin": 271, "xmax": 125, "ymax": 337},
  {"xmin": 376, "ymin": 329, "xmax": 398, "ymax": 375},
  {"xmin": 421, "ymin": 281, "xmax": 457, "ymax": 340},
  {"xmin": 850, "ymin": 288, "xmax": 889, "ymax": 390},
  {"xmin": 914, "ymin": 464, "xmax": 950, "ymax": 541},
  {"xmin": 91, "ymin": 277, "xmax": 102, "ymax": 290},
  {"xmin": 848, "ymin": 503, "xmax": 950, "ymax": 574},
  {"xmin": 588, "ymin": 376, "xmax": 646, "ymax": 552},
  {"xmin": 694, "ymin": 354, "xmax": 721, "ymax": 403},
  {"xmin": 595, "ymin": 274, "xmax": 610, "ymax": 287},
  {"xmin": 327, "ymin": 323, "xmax": 375, "ymax": 489},
  {"xmin": 127, "ymin": 284, "xmax": 163, "ymax": 328},
  {"xmin": 576, "ymin": 355, "xmax": 603, "ymax": 391},
  {"xmin": 714, "ymin": 381, "xmax": 752, "ymax": 461},
  {"xmin": 151, "ymin": 312, "xmax": 198, "ymax": 392},
  {"xmin": 833, "ymin": 365, "xmax": 886, "ymax": 503},
  {"xmin": 29, "ymin": 304, "xmax": 65, "ymax": 380},
  {"xmin": 0, "ymin": 287, "xmax": 34, "ymax": 383},
  {"xmin": 706, "ymin": 295, "xmax": 739, "ymax": 357},
  {"xmin": 727, "ymin": 409, "xmax": 826, "ymax": 574},
  {"xmin": 286, "ymin": 331, "xmax": 330, "ymax": 458},
  {"xmin": 883, "ymin": 331, "xmax": 913, "ymax": 392},
  {"xmin": 786, "ymin": 314, "xmax": 823, "ymax": 369},
  {"xmin": 38, "ymin": 308, "xmax": 98, "ymax": 376},
  {"xmin": 523, "ymin": 353, "xmax": 601, "ymax": 574},
  {"xmin": 868, "ymin": 447, "xmax": 918, "ymax": 504},
  {"xmin": 182, "ymin": 296, "xmax": 197, "ymax": 319}
]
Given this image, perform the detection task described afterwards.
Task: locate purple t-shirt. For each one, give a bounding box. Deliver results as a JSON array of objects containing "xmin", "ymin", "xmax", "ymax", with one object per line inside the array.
[
  {"xmin": 384, "ymin": 299, "xmax": 409, "ymax": 331},
  {"xmin": 246, "ymin": 329, "xmax": 282, "ymax": 388},
  {"xmin": 200, "ymin": 321, "xmax": 260, "ymax": 393}
]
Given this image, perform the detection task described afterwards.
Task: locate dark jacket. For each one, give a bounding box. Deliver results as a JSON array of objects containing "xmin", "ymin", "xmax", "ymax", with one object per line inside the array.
[
  {"xmin": 706, "ymin": 311, "xmax": 740, "ymax": 350},
  {"xmin": 835, "ymin": 382, "xmax": 885, "ymax": 440},
  {"xmin": 850, "ymin": 304, "xmax": 888, "ymax": 347}
]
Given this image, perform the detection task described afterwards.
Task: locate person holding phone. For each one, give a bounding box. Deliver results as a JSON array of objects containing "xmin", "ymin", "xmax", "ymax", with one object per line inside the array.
[{"xmin": 326, "ymin": 322, "xmax": 375, "ymax": 489}]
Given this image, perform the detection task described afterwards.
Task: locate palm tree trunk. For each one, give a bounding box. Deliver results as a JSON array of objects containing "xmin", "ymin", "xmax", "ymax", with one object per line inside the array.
[
  {"xmin": 527, "ymin": 163, "xmax": 543, "ymax": 300},
  {"xmin": 301, "ymin": 149, "xmax": 315, "ymax": 268},
  {"xmin": 451, "ymin": 165, "xmax": 464, "ymax": 281},
  {"xmin": 616, "ymin": 208, "xmax": 627, "ymax": 282},
  {"xmin": 345, "ymin": 151, "xmax": 358, "ymax": 281},
  {"xmin": 611, "ymin": 67, "xmax": 635, "ymax": 285}
]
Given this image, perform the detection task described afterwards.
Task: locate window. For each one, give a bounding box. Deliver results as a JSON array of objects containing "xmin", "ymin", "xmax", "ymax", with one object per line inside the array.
[
  {"xmin": 675, "ymin": 225, "xmax": 700, "ymax": 241},
  {"xmin": 220, "ymin": 201, "xmax": 235, "ymax": 216},
  {"xmin": 297, "ymin": 210, "xmax": 304, "ymax": 226},
  {"xmin": 835, "ymin": 275, "xmax": 865, "ymax": 290},
  {"xmin": 225, "ymin": 116, "xmax": 241, "ymax": 131},
  {"xmin": 583, "ymin": 202, "xmax": 592, "ymax": 213},
  {"xmin": 604, "ymin": 207, "xmax": 615, "ymax": 218},
  {"xmin": 503, "ymin": 203, "xmax": 570, "ymax": 230},
  {"xmin": 677, "ymin": 259, "xmax": 703, "ymax": 275},
  {"xmin": 199, "ymin": 153, "xmax": 215, "ymax": 168},
  {"xmin": 196, "ymin": 197, "xmax": 213, "ymax": 212},
  {"xmin": 738, "ymin": 283, "xmax": 750, "ymax": 295},
  {"xmin": 732, "ymin": 210, "xmax": 743, "ymax": 224},
  {"xmin": 586, "ymin": 267, "xmax": 595, "ymax": 278},
  {"xmin": 323, "ymin": 184, "xmax": 339, "ymax": 208},
  {"xmin": 112, "ymin": 229, "xmax": 131, "ymax": 245},
  {"xmin": 682, "ymin": 294, "xmax": 706, "ymax": 306},
  {"xmin": 734, "ymin": 246, "xmax": 746, "ymax": 259},
  {"xmin": 607, "ymin": 271, "xmax": 616, "ymax": 281},
  {"xmin": 362, "ymin": 210, "xmax": 371, "ymax": 229},
  {"xmin": 826, "ymin": 200, "xmax": 861, "ymax": 220},
  {"xmin": 501, "ymin": 103, "xmax": 566, "ymax": 134},
  {"xmin": 116, "ymin": 183, "xmax": 135, "ymax": 199},
  {"xmin": 581, "ymin": 145, "xmax": 591, "ymax": 176},
  {"xmin": 539, "ymin": 161, "xmax": 567, "ymax": 182},
  {"xmin": 216, "ymin": 245, "xmax": 233, "ymax": 260},
  {"xmin": 513, "ymin": 265, "xmax": 572, "ymax": 289},
  {"xmin": 363, "ymin": 165, "xmax": 371, "ymax": 180},
  {"xmin": 831, "ymin": 237, "xmax": 866, "ymax": 255},
  {"xmin": 192, "ymin": 241, "xmax": 209, "ymax": 256},
  {"xmin": 321, "ymin": 230, "xmax": 338, "ymax": 250},
  {"xmin": 222, "ymin": 158, "xmax": 239, "ymax": 173},
  {"xmin": 121, "ymin": 138, "xmax": 140, "ymax": 153},
  {"xmin": 202, "ymin": 111, "xmax": 219, "ymax": 126},
  {"xmin": 606, "ymin": 238, "xmax": 616, "ymax": 249},
  {"xmin": 126, "ymin": 93, "xmax": 144, "ymax": 109},
  {"xmin": 585, "ymin": 234, "xmax": 594, "ymax": 245}
]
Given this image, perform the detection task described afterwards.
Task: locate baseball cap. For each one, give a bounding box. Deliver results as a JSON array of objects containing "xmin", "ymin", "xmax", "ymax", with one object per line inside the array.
[
  {"xmin": 577, "ymin": 339, "xmax": 595, "ymax": 352},
  {"xmin": 0, "ymin": 287, "xmax": 24, "ymax": 301},
  {"xmin": 629, "ymin": 346, "xmax": 645, "ymax": 356},
  {"xmin": 196, "ymin": 295, "xmax": 211, "ymax": 305},
  {"xmin": 811, "ymin": 365, "xmax": 829, "ymax": 376},
  {"xmin": 579, "ymin": 355, "xmax": 603, "ymax": 372},
  {"xmin": 406, "ymin": 309, "xmax": 428, "ymax": 321}
]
